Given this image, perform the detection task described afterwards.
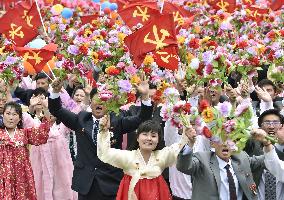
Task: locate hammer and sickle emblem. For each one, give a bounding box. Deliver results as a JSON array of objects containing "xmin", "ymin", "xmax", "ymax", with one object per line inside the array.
[
  {"xmin": 173, "ymin": 11, "xmax": 184, "ymax": 26},
  {"xmin": 22, "ymin": 10, "xmax": 34, "ymax": 28},
  {"xmin": 133, "ymin": 6, "xmax": 150, "ymax": 22},
  {"xmin": 144, "ymin": 25, "xmax": 170, "ymax": 50},
  {"xmin": 216, "ymin": 0, "xmax": 229, "ymax": 11},
  {"xmin": 9, "ymin": 24, "xmax": 24, "ymax": 39},
  {"xmin": 23, "ymin": 51, "xmax": 43, "ymax": 65}
]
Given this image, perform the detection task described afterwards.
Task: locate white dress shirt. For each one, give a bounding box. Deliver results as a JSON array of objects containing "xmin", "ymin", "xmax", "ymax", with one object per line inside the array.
[
  {"xmin": 264, "ymin": 146, "xmax": 284, "ymax": 183},
  {"xmin": 216, "ymin": 156, "xmax": 243, "ymax": 200},
  {"xmin": 258, "ymin": 145, "xmax": 284, "ymax": 200}
]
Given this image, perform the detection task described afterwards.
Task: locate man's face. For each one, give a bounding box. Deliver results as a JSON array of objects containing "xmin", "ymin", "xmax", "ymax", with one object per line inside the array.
[
  {"xmin": 0, "ymin": 94, "xmax": 7, "ymax": 114},
  {"xmin": 209, "ymin": 86, "xmax": 222, "ymax": 105},
  {"xmin": 261, "ymin": 114, "xmax": 282, "ymax": 135},
  {"xmin": 276, "ymin": 126, "xmax": 284, "ymax": 145},
  {"xmin": 262, "ymin": 84, "xmax": 276, "ymax": 100},
  {"xmin": 36, "ymin": 78, "xmax": 49, "ymax": 91},
  {"xmin": 212, "ymin": 142, "xmax": 233, "ymax": 162},
  {"xmin": 91, "ymin": 94, "xmax": 107, "ymax": 119}
]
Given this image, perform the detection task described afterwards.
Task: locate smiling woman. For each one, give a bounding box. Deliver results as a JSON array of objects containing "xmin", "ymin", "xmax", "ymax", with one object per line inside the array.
[
  {"xmin": 97, "ymin": 118, "xmax": 190, "ymax": 200},
  {"xmin": 0, "ymin": 102, "xmax": 50, "ymax": 200}
]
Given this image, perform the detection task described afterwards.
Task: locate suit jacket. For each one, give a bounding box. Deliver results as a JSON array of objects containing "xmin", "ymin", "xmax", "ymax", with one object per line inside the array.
[
  {"xmin": 176, "ymin": 151, "xmax": 265, "ymax": 200},
  {"xmin": 48, "ymin": 96, "xmax": 153, "ymax": 196}
]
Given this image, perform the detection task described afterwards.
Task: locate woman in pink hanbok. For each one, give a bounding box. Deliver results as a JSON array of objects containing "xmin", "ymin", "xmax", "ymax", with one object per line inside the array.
[{"xmin": 28, "ymin": 88, "xmax": 77, "ymax": 200}]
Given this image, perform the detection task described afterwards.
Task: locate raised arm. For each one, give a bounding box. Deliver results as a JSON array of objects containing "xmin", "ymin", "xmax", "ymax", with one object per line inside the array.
[
  {"xmin": 264, "ymin": 147, "xmax": 284, "ymax": 182},
  {"xmin": 48, "ymin": 79, "xmax": 79, "ymax": 131},
  {"xmin": 97, "ymin": 115, "xmax": 132, "ymax": 170}
]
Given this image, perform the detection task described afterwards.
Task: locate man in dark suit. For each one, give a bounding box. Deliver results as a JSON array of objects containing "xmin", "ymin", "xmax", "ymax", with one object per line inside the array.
[
  {"xmin": 48, "ymin": 78, "xmax": 153, "ymax": 200},
  {"xmin": 14, "ymin": 73, "xmax": 50, "ymax": 106}
]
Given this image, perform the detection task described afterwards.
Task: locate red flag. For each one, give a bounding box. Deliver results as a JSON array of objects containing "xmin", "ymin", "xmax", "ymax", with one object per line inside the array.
[
  {"xmin": 269, "ymin": 0, "xmax": 284, "ymax": 11},
  {"xmin": 80, "ymin": 14, "xmax": 100, "ymax": 25},
  {"xmin": 207, "ymin": 0, "xmax": 237, "ymax": 13},
  {"xmin": 242, "ymin": 0, "xmax": 256, "ymax": 6},
  {"xmin": 153, "ymin": 45, "xmax": 179, "ymax": 71},
  {"xmin": 118, "ymin": 4, "xmax": 160, "ymax": 28},
  {"xmin": 247, "ymin": 6, "xmax": 269, "ymax": 23},
  {"xmin": 0, "ymin": 2, "xmax": 41, "ymax": 46},
  {"xmin": 135, "ymin": 1, "xmax": 195, "ymax": 27},
  {"xmin": 15, "ymin": 43, "xmax": 57, "ymax": 73},
  {"xmin": 124, "ymin": 14, "xmax": 177, "ymax": 66}
]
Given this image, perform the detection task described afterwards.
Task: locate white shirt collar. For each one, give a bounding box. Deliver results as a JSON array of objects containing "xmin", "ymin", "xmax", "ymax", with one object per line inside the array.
[
  {"xmin": 216, "ymin": 155, "xmax": 232, "ymax": 170},
  {"xmin": 275, "ymin": 144, "xmax": 284, "ymax": 152},
  {"xmin": 92, "ymin": 115, "xmax": 99, "ymax": 122}
]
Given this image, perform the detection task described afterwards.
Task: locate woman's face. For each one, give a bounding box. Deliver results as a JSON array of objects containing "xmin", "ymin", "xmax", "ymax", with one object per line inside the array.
[
  {"xmin": 137, "ymin": 131, "xmax": 159, "ymax": 152},
  {"xmin": 73, "ymin": 89, "xmax": 86, "ymax": 104},
  {"xmin": 3, "ymin": 107, "xmax": 20, "ymax": 129}
]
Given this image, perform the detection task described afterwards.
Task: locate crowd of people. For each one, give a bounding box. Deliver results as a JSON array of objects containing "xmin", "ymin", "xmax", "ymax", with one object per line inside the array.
[
  {"xmin": 0, "ymin": 0, "xmax": 284, "ymax": 200},
  {"xmin": 0, "ymin": 68, "xmax": 283, "ymax": 200}
]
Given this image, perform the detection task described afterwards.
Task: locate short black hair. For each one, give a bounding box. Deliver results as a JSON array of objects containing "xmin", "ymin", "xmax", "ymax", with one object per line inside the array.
[
  {"xmin": 258, "ymin": 79, "xmax": 276, "ymax": 92},
  {"xmin": 34, "ymin": 72, "xmax": 49, "ymax": 81},
  {"xmin": 258, "ymin": 109, "xmax": 284, "ymax": 127},
  {"xmin": 90, "ymin": 88, "xmax": 98, "ymax": 100},
  {"xmin": 2, "ymin": 102, "xmax": 23, "ymax": 129},
  {"xmin": 128, "ymin": 120, "xmax": 163, "ymax": 151},
  {"xmin": 72, "ymin": 86, "xmax": 85, "ymax": 98},
  {"xmin": 32, "ymin": 87, "xmax": 48, "ymax": 97}
]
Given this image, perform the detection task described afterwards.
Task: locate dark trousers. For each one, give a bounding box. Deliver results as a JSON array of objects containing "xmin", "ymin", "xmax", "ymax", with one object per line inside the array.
[
  {"xmin": 78, "ymin": 179, "xmax": 116, "ymax": 200},
  {"xmin": 172, "ymin": 196, "xmax": 191, "ymax": 200}
]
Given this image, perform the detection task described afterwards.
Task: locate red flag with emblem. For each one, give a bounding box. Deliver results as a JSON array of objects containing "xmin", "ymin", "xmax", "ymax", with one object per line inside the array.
[
  {"xmin": 80, "ymin": 14, "xmax": 100, "ymax": 25},
  {"xmin": 153, "ymin": 45, "xmax": 179, "ymax": 71},
  {"xmin": 247, "ymin": 6, "xmax": 269, "ymax": 23},
  {"xmin": 207, "ymin": 0, "xmax": 236, "ymax": 13},
  {"xmin": 118, "ymin": 4, "xmax": 160, "ymax": 28},
  {"xmin": 0, "ymin": 2, "xmax": 41, "ymax": 46},
  {"xmin": 124, "ymin": 14, "xmax": 177, "ymax": 66},
  {"xmin": 15, "ymin": 43, "xmax": 57, "ymax": 73},
  {"xmin": 242, "ymin": 0, "xmax": 256, "ymax": 6},
  {"xmin": 269, "ymin": 0, "xmax": 284, "ymax": 11}
]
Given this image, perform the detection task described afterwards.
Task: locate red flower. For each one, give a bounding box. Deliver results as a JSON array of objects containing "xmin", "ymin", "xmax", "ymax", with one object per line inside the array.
[
  {"xmin": 143, "ymin": 67, "xmax": 152, "ymax": 75},
  {"xmin": 100, "ymin": 30, "xmax": 107, "ymax": 38},
  {"xmin": 203, "ymin": 126, "xmax": 212, "ymax": 138},
  {"xmin": 183, "ymin": 102, "xmax": 191, "ymax": 114},
  {"xmin": 4, "ymin": 44, "xmax": 13, "ymax": 52},
  {"xmin": 237, "ymin": 41, "xmax": 248, "ymax": 49},
  {"xmin": 196, "ymin": 63, "xmax": 205, "ymax": 76},
  {"xmin": 267, "ymin": 30, "xmax": 276, "ymax": 40},
  {"xmin": 199, "ymin": 99, "xmax": 210, "ymax": 112},
  {"xmin": 79, "ymin": 45, "xmax": 88, "ymax": 55},
  {"xmin": 127, "ymin": 92, "xmax": 136, "ymax": 103},
  {"xmin": 207, "ymin": 40, "xmax": 218, "ymax": 48},
  {"xmin": 152, "ymin": 90, "xmax": 162, "ymax": 103},
  {"xmin": 279, "ymin": 30, "xmax": 284, "ymax": 37},
  {"xmin": 57, "ymin": 53, "xmax": 64, "ymax": 60},
  {"xmin": 188, "ymin": 38, "xmax": 200, "ymax": 49},
  {"xmin": 249, "ymin": 57, "xmax": 260, "ymax": 66},
  {"xmin": 173, "ymin": 104, "xmax": 182, "ymax": 113}
]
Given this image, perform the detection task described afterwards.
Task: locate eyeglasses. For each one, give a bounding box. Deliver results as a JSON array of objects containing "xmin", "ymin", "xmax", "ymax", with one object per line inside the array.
[{"xmin": 262, "ymin": 121, "xmax": 282, "ymax": 127}]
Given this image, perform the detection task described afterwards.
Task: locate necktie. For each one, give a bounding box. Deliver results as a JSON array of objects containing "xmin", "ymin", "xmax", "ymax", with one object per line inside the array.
[
  {"xmin": 0, "ymin": 115, "xmax": 3, "ymax": 127},
  {"xmin": 265, "ymin": 171, "xmax": 276, "ymax": 200},
  {"xmin": 92, "ymin": 120, "xmax": 100, "ymax": 145},
  {"xmin": 225, "ymin": 164, "xmax": 237, "ymax": 200}
]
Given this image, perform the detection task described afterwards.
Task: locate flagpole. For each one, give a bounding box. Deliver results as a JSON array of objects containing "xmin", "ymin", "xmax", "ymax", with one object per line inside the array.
[
  {"xmin": 42, "ymin": 70, "xmax": 54, "ymax": 81},
  {"xmin": 160, "ymin": 0, "xmax": 165, "ymax": 13},
  {"xmin": 34, "ymin": 0, "xmax": 56, "ymax": 79}
]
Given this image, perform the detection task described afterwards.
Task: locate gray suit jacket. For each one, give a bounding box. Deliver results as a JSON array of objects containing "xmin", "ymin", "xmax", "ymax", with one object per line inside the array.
[{"xmin": 177, "ymin": 151, "xmax": 265, "ymax": 200}]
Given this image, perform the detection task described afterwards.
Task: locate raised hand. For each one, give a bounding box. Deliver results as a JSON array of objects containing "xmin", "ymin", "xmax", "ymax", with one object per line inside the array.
[
  {"xmin": 84, "ymin": 78, "xmax": 93, "ymax": 95},
  {"xmin": 184, "ymin": 124, "xmax": 197, "ymax": 147},
  {"xmin": 99, "ymin": 114, "xmax": 110, "ymax": 133},
  {"xmin": 224, "ymin": 84, "xmax": 237, "ymax": 102},
  {"xmin": 29, "ymin": 95, "xmax": 40, "ymax": 107},
  {"xmin": 51, "ymin": 78, "xmax": 64, "ymax": 93},
  {"xmin": 134, "ymin": 73, "xmax": 150, "ymax": 101},
  {"xmin": 239, "ymin": 80, "xmax": 250, "ymax": 98},
  {"xmin": 255, "ymin": 85, "xmax": 272, "ymax": 102}
]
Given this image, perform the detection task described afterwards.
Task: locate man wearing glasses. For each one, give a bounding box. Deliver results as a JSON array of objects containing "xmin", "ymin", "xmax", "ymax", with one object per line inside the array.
[{"xmin": 247, "ymin": 109, "xmax": 284, "ymax": 200}]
